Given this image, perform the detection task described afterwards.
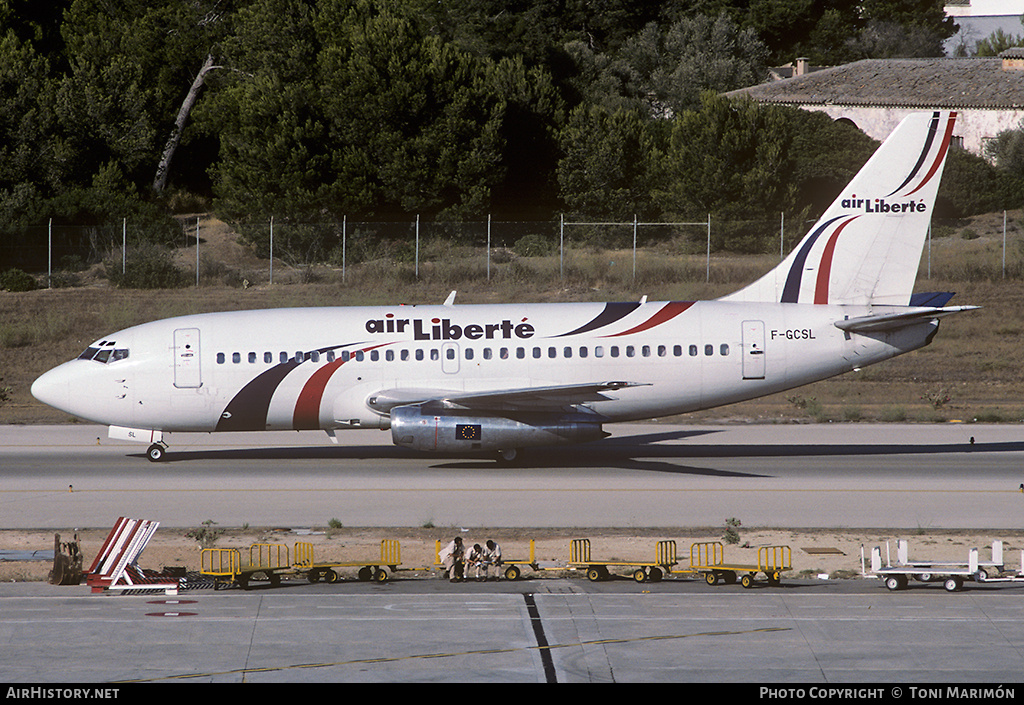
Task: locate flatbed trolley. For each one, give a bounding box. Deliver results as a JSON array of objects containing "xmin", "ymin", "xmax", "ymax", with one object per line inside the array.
[
  {"xmin": 568, "ymin": 538, "xmax": 678, "ymax": 583},
  {"xmin": 433, "ymin": 539, "xmax": 542, "ymax": 580},
  {"xmin": 295, "ymin": 539, "xmax": 404, "ymax": 583},
  {"xmin": 862, "ymin": 540, "xmax": 1008, "ymax": 592},
  {"xmin": 686, "ymin": 541, "xmax": 792, "ymax": 588},
  {"xmin": 201, "ymin": 543, "xmax": 291, "ymax": 590}
]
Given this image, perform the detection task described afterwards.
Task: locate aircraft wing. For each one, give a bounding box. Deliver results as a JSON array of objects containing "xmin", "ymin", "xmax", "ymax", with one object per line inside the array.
[
  {"xmin": 835, "ymin": 306, "xmax": 979, "ymax": 334},
  {"xmin": 367, "ymin": 381, "xmax": 648, "ymax": 414}
]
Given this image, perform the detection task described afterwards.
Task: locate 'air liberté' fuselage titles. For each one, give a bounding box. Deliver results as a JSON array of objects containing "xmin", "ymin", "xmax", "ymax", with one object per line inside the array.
[{"xmin": 31, "ymin": 111, "xmax": 976, "ymax": 462}]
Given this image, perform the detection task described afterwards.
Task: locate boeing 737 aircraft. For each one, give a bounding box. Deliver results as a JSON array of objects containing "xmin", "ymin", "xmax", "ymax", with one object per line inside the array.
[{"xmin": 32, "ymin": 111, "xmax": 974, "ymax": 462}]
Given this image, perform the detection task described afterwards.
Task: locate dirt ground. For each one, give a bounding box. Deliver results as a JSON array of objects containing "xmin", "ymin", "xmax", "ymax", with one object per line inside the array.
[{"xmin": 3, "ymin": 526, "xmax": 1021, "ymax": 584}]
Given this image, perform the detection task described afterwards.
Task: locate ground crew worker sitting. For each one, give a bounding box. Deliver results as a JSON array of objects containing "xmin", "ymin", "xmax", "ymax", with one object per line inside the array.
[
  {"xmin": 465, "ymin": 543, "xmax": 485, "ymax": 581},
  {"xmin": 483, "ymin": 540, "xmax": 502, "ymax": 581},
  {"xmin": 439, "ymin": 537, "xmax": 465, "ymax": 582}
]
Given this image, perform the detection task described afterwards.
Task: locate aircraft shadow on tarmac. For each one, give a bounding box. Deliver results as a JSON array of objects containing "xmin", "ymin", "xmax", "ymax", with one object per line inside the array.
[{"xmin": 130, "ymin": 428, "xmax": 1024, "ymax": 479}]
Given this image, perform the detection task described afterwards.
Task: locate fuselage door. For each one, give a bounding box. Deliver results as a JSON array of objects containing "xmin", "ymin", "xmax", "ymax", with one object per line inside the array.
[
  {"xmin": 741, "ymin": 320, "xmax": 766, "ymax": 380},
  {"xmin": 173, "ymin": 327, "xmax": 202, "ymax": 388},
  {"xmin": 441, "ymin": 342, "xmax": 460, "ymax": 374}
]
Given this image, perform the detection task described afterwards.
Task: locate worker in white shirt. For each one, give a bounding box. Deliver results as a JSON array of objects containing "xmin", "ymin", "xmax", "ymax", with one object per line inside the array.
[
  {"xmin": 465, "ymin": 543, "xmax": 485, "ymax": 580},
  {"xmin": 483, "ymin": 539, "xmax": 502, "ymax": 581},
  {"xmin": 439, "ymin": 537, "xmax": 465, "ymax": 582}
]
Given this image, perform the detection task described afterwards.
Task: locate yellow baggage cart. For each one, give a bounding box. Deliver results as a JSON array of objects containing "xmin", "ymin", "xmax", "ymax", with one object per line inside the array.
[
  {"xmin": 294, "ymin": 539, "xmax": 404, "ymax": 583},
  {"xmin": 685, "ymin": 541, "xmax": 792, "ymax": 588},
  {"xmin": 434, "ymin": 539, "xmax": 544, "ymax": 580},
  {"xmin": 567, "ymin": 538, "xmax": 678, "ymax": 583},
  {"xmin": 201, "ymin": 543, "xmax": 291, "ymax": 590}
]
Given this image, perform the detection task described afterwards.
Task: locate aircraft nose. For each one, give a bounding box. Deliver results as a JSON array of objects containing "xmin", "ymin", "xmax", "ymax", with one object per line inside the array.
[{"xmin": 31, "ymin": 363, "xmax": 72, "ymax": 412}]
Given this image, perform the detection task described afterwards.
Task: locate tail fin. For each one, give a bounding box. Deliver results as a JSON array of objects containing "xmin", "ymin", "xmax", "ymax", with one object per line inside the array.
[{"xmin": 721, "ymin": 111, "xmax": 957, "ymax": 306}]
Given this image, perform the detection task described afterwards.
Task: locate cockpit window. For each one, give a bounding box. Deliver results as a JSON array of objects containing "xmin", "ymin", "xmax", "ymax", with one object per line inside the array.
[{"xmin": 77, "ymin": 345, "xmax": 129, "ymax": 364}]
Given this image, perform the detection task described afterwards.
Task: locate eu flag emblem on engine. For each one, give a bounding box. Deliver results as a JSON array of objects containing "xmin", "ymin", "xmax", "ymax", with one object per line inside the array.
[{"xmin": 457, "ymin": 424, "xmax": 481, "ymax": 440}]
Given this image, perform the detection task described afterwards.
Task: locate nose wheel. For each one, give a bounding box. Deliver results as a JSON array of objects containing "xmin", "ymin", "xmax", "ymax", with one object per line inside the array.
[{"xmin": 146, "ymin": 442, "xmax": 168, "ymax": 462}]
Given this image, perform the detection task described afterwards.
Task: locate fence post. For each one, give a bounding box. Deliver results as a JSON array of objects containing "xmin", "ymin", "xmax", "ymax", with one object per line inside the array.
[
  {"xmin": 269, "ymin": 216, "xmax": 274, "ymax": 285},
  {"xmin": 195, "ymin": 216, "xmax": 200, "ymax": 287},
  {"xmin": 342, "ymin": 215, "xmax": 347, "ymax": 284},
  {"xmin": 1003, "ymin": 210, "xmax": 1007, "ymax": 279},
  {"xmin": 415, "ymin": 214, "xmax": 420, "ymax": 279},
  {"xmin": 47, "ymin": 218, "xmax": 52, "ymax": 289},
  {"xmin": 559, "ymin": 213, "xmax": 564, "ymax": 280},
  {"xmin": 706, "ymin": 214, "xmax": 711, "ymax": 283},
  {"xmin": 122, "ymin": 217, "xmax": 127, "ymax": 275},
  {"xmin": 632, "ymin": 215, "xmax": 637, "ymax": 280},
  {"xmin": 487, "ymin": 214, "xmax": 491, "ymax": 281}
]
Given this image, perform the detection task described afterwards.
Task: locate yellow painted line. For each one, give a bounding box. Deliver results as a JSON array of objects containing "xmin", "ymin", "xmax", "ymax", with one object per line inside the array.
[{"xmin": 116, "ymin": 625, "xmax": 791, "ymax": 682}]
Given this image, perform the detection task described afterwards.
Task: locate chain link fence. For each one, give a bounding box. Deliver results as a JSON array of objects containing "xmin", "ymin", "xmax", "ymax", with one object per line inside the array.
[{"xmin": 2, "ymin": 213, "xmax": 1022, "ymax": 288}]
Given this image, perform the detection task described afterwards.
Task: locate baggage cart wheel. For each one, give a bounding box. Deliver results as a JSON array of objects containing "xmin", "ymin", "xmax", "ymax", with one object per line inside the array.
[
  {"xmin": 974, "ymin": 569, "xmax": 988, "ymax": 583},
  {"xmin": 587, "ymin": 566, "xmax": 603, "ymax": 582},
  {"xmin": 632, "ymin": 568, "xmax": 648, "ymax": 583},
  {"xmin": 324, "ymin": 569, "xmax": 339, "ymax": 583},
  {"xmin": 723, "ymin": 570, "xmax": 737, "ymax": 584},
  {"xmin": 944, "ymin": 577, "xmax": 963, "ymax": 592},
  {"xmin": 374, "ymin": 567, "xmax": 389, "ymax": 582},
  {"xmin": 741, "ymin": 573, "xmax": 755, "ymax": 589},
  {"xmin": 504, "ymin": 565, "xmax": 521, "ymax": 581},
  {"xmin": 885, "ymin": 575, "xmax": 907, "ymax": 591},
  {"xmin": 705, "ymin": 571, "xmax": 720, "ymax": 586},
  {"xmin": 358, "ymin": 566, "xmax": 373, "ymax": 582},
  {"xmin": 769, "ymin": 570, "xmax": 781, "ymax": 585},
  {"xmin": 307, "ymin": 569, "xmax": 321, "ymax": 583},
  {"xmin": 650, "ymin": 567, "xmax": 663, "ymax": 582}
]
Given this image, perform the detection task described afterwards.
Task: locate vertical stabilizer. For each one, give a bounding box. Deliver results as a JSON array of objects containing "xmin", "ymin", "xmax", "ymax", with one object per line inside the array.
[{"xmin": 721, "ymin": 111, "xmax": 957, "ymax": 305}]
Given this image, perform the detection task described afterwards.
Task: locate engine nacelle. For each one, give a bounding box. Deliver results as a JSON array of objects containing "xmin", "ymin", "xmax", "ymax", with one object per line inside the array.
[{"xmin": 389, "ymin": 404, "xmax": 607, "ymax": 453}]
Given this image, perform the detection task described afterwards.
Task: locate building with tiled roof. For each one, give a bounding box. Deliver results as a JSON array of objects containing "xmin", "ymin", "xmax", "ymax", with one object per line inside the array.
[{"xmin": 728, "ymin": 52, "xmax": 1024, "ymax": 156}]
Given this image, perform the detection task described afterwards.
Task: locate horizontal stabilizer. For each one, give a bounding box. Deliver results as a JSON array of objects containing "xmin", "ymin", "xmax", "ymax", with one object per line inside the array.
[{"xmin": 835, "ymin": 306, "xmax": 979, "ymax": 334}]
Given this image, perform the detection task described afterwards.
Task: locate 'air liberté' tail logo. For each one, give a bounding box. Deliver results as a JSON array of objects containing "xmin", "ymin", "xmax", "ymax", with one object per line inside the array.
[{"xmin": 840, "ymin": 195, "xmax": 928, "ymax": 213}]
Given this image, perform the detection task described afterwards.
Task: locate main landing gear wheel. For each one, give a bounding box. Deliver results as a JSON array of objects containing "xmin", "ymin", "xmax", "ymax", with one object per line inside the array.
[{"xmin": 146, "ymin": 443, "xmax": 167, "ymax": 462}]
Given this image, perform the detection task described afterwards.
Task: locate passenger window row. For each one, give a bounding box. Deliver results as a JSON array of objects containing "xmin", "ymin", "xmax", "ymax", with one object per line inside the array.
[{"xmin": 215, "ymin": 343, "xmax": 731, "ymax": 365}]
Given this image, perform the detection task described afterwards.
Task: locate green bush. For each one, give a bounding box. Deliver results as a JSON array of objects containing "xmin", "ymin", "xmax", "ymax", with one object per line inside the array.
[
  {"xmin": 513, "ymin": 233, "xmax": 554, "ymax": 257},
  {"xmin": 107, "ymin": 245, "xmax": 190, "ymax": 289},
  {"xmin": 0, "ymin": 268, "xmax": 38, "ymax": 292}
]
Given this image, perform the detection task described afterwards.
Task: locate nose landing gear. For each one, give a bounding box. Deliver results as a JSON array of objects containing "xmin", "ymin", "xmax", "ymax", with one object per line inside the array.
[{"xmin": 146, "ymin": 442, "xmax": 168, "ymax": 462}]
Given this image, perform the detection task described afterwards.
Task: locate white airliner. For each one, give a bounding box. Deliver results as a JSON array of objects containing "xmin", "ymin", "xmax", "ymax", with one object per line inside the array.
[{"xmin": 32, "ymin": 111, "xmax": 974, "ymax": 462}]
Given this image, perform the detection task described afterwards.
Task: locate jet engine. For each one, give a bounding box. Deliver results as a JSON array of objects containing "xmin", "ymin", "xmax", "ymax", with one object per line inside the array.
[{"xmin": 389, "ymin": 404, "xmax": 607, "ymax": 455}]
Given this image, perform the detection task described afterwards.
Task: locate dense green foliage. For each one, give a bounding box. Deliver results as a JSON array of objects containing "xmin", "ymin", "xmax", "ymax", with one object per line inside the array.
[{"xmin": 1, "ymin": 0, "xmax": 1017, "ymax": 266}]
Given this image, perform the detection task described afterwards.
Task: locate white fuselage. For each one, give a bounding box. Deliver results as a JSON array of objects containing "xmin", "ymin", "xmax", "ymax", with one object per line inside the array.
[{"xmin": 32, "ymin": 299, "xmax": 937, "ymax": 434}]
